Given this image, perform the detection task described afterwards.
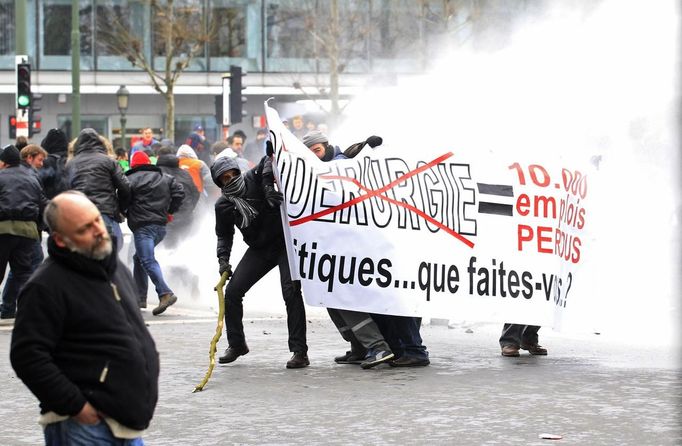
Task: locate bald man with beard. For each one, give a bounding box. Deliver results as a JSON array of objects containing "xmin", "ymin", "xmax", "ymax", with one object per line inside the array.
[{"xmin": 10, "ymin": 191, "xmax": 159, "ymax": 444}]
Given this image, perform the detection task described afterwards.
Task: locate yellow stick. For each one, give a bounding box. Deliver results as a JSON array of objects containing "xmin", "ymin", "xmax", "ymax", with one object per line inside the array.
[{"xmin": 192, "ymin": 272, "xmax": 229, "ymax": 393}]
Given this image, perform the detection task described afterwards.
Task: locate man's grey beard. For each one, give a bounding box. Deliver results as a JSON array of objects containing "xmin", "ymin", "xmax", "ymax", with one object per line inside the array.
[{"xmin": 64, "ymin": 234, "xmax": 113, "ymax": 260}]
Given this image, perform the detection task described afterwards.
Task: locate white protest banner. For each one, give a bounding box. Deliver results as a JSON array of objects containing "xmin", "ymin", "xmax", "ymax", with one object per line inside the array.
[{"xmin": 266, "ymin": 103, "xmax": 594, "ymax": 330}]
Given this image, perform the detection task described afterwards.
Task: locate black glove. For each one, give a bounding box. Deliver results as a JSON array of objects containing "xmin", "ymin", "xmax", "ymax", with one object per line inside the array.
[
  {"xmin": 218, "ymin": 258, "xmax": 233, "ymax": 278},
  {"xmin": 366, "ymin": 135, "xmax": 383, "ymax": 148},
  {"xmin": 265, "ymin": 140, "xmax": 274, "ymax": 157},
  {"xmin": 263, "ymin": 184, "xmax": 283, "ymax": 208}
]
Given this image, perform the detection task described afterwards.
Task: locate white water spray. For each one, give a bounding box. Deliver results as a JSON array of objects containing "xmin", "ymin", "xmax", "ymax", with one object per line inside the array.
[{"xmin": 331, "ymin": 0, "xmax": 680, "ymax": 345}]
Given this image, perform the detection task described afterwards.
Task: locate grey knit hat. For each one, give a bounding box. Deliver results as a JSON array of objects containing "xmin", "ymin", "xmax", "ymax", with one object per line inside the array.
[{"xmin": 302, "ymin": 130, "xmax": 328, "ymax": 148}]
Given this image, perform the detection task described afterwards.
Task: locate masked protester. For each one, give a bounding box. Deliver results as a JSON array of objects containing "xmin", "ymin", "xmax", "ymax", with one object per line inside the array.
[{"xmin": 212, "ymin": 154, "xmax": 309, "ymax": 369}]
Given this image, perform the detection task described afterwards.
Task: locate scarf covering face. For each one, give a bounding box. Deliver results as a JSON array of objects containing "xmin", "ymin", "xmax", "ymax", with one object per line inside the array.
[{"xmin": 222, "ymin": 174, "xmax": 258, "ymax": 229}]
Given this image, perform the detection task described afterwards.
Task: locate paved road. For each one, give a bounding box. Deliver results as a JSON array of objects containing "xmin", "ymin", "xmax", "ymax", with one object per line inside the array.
[{"xmin": 1, "ymin": 303, "xmax": 679, "ymax": 445}]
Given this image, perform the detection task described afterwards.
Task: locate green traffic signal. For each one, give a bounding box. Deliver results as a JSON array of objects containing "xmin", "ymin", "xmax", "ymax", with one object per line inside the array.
[{"xmin": 17, "ymin": 94, "xmax": 30, "ymax": 107}]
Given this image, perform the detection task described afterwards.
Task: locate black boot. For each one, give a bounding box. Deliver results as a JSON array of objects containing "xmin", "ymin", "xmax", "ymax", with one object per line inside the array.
[{"xmin": 218, "ymin": 345, "xmax": 249, "ymax": 364}]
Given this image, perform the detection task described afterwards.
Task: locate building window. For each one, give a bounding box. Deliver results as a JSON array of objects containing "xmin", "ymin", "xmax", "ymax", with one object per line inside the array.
[
  {"xmin": 40, "ymin": 0, "xmax": 94, "ymax": 70},
  {"xmin": 57, "ymin": 115, "xmax": 108, "ymax": 142},
  {"xmin": 95, "ymin": 0, "xmax": 148, "ymax": 70},
  {"xmin": 208, "ymin": 0, "xmax": 262, "ymax": 72},
  {"xmin": 152, "ymin": 0, "xmax": 206, "ymax": 72},
  {"xmin": 174, "ymin": 115, "xmax": 219, "ymax": 149},
  {"xmin": 0, "ymin": 1, "xmax": 15, "ymax": 57}
]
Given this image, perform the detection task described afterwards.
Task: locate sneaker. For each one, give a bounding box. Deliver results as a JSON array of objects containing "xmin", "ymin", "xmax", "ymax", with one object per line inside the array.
[
  {"xmin": 218, "ymin": 345, "xmax": 249, "ymax": 364},
  {"xmin": 521, "ymin": 343, "xmax": 548, "ymax": 355},
  {"xmin": 334, "ymin": 350, "xmax": 366, "ymax": 365},
  {"xmin": 389, "ymin": 356, "xmax": 430, "ymax": 367},
  {"xmin": 152, "ymin": 293, "xmax": 177, "ymax": 316},
  {"xmin": 361, "ymin": 350, "xmax": 395, "ymax": 369},
  {"xmin": 501, "ymin": 345, "xmax": 520, "ymax": 357},
  {"xmin": 286, "ymin": 352, "xmax": 310, "ymax": 369}
]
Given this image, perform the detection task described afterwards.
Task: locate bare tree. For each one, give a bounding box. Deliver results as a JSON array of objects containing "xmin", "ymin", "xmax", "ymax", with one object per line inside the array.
[
  {"xmin": 98, "ymin": 0, "xmax": 215, "ymax": 141},
  {"xmin": 279, "ymin": 0, "xmax": 370, "ymax": 129}
]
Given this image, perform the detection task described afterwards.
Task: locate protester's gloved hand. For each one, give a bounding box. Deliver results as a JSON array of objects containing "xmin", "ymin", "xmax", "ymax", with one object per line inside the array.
[
  {"xmin": 218, "ymin": 258, "xmax": 233, "ymax": 278},
  {"xmin": 365, "ymin": 135, "xmax": 383, "ymax": 148},
  {"xmin": 265, "ymin": 140, "xmax": 274, "ymax": 157},
  {"xmin": 264, "ymin": 184, "xmax": 283, "ymax": 208}
]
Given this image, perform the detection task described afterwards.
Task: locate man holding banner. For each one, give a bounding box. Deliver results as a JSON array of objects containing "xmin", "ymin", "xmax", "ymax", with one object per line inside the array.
[{"xmin": 212, "ymin": 156, "xmax": 309, "ymax": 369}]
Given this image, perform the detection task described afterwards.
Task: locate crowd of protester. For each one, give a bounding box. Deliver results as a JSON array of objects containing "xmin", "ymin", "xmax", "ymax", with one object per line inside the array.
[{"xmin": 0, "ymin": 118, "xmax": 547, "ymax": 443}]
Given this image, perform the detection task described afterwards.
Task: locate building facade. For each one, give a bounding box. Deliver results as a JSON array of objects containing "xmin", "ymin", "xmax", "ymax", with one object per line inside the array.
[{"xmin": 0, "ymin": 0, "xmax": 538, "ymax": 146}]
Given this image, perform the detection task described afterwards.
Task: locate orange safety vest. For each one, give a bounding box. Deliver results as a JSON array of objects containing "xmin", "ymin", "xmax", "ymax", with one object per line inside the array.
[{"xmin": 178, "ymin": 158, "xmax": 204, "ymax": 193}]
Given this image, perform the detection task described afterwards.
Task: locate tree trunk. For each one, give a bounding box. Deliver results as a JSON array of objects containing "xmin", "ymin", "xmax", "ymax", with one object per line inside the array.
[{"xmin": 165, "ymin": 87, "xmax": 175, "ymax": 141}]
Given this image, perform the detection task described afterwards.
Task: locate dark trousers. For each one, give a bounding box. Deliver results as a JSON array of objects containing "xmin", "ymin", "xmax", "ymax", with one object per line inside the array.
[
  {"xmin": 0, "ymin": 234, "xmax": 36, "ymax": 315},
  {"xmin": 1, "ymin": 238, "xmax": 43, "ymax": 312},
  {"xmin": 225, "ymin": 245, "xmax": 307, "ymax": 353},
  {"xmin": 499, "ymin": 324, "xmax": 541, "ymax": 347},
  {"xmin": 372, "ymin": 315, "xmax": 428, "ymax": 360},
  {"xmin": 327, "ymin": 308, "xmax": 391, "ymax": 354}
]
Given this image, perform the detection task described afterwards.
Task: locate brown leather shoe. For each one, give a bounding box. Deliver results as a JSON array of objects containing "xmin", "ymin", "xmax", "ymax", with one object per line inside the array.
[
  {"xmin": 286, "ymin": 352, "xmax": 310, "ymax": 369},
  {"xmin": 152, "ymin": 293, "xmax": 177, "ymax": 316},
  {"xmin": 501, "ymin": 345, "xmax": 520, "ymax": 357},
  {"xmin": 521, "ymin": 343, "xmax": 548, "ymax": 355}
]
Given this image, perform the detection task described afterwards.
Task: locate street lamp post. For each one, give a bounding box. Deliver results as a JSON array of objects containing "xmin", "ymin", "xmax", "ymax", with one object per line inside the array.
[{"xmin": 116, "ymin": 85, "xmax": 129, "ymax": 151}]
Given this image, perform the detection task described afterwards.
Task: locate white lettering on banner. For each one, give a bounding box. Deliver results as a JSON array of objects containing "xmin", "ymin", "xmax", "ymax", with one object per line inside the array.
[{"xmin": 265, "ymin": 103, "xmax": 592, "ymax": 330}]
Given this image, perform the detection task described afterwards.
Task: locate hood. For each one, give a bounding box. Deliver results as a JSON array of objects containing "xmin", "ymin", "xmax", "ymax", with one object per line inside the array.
[
  {"xmin": 176, "ymin": 144, "xmax": 198, "ymax": 159},
  {"xmin": 74, "ymin": 128, "xmax": 106, "ymax": 156},
  {"xmin": 156, "ymin": 154, "xmax": 179, "ymax": 168},
  {"xmin": 210, "ymin": 156, "xmax": 241, "ymax": 188},
  {"xmin": 41, "ymin": 128, "xmax": 69, "ymax": 155}
]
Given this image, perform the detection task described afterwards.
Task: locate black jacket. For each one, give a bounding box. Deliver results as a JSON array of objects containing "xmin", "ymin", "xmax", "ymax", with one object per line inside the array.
[
  {"xmin": 67, "ymin": 129, "xmax": 130, "ymax": 218},
  {"xmin": 0, "ymin": 164, "xmax": 47, "ymax": 223},
  {"xmin": 213, "ymin": 156, "xmax": 284, "ymax": 264},
  {"xmin": 39, "ymin": 153, "xmax": 69, "ymax": 199},
  {"xmin": 39, "ymin": 129, "xmax": 70, "ymax": 199},
  {"xmin": 125, "ymin": 164, "xmax": 184, "ymax": 231},
  {"xmin": 10, "ymin": 238, "xmax": 159, "ymax": 430},
  {"xmin": 156, "ymin": 154, "xmax": 200, "ymax": 223}
]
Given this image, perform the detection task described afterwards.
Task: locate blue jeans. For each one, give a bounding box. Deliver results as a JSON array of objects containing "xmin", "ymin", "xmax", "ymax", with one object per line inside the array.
[
  {"xmin": 133, "ymin": 224, "xmax": 172, "ymax": 301},
  {"xmin": 373, "ymin": 315, "xmax": 429, "ymax": 360},
  {"xmin": 101, "ymin": 214, "xmax": 123, "ymax": 253},
  {"xmin": 44, "ymin": 419, "xmax": 144, "ymax": 445},
  {"xmin": 1, "ymin": 238, "xmax": 43, "ymax": 314}
]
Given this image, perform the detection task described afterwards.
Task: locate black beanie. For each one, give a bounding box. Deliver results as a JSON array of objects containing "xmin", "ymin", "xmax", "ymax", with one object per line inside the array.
[
  {"xmin": 0, "ymin": 145, "xmax": 21, "ymax": 166},
  {"xmin": 41, "ymin": 128, "xmax": 69, "ymax": 155}
]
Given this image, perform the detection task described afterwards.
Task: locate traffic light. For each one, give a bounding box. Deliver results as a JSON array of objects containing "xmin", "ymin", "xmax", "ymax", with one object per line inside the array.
[
  {"xmin": 29, "ymin": 93, "xmax": 42, "ymax": 136},
  {"xmin": 8, "ymin": 116, "xmax": 16, "ymax": 139},
  {"xmin": 229, "ymin": 65, "xmax": 247, "ymax": 124},
  {"xmin": 214, "ymin": 94, "xmax": 223, "ymax": 125},
  {"xmin": 16, "ymin": 63, "xmax": 31, "ymax": 109}
]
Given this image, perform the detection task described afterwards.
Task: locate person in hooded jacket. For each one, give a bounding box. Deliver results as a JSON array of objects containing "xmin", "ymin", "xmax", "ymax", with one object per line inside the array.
[
  {"xmin": 156, "ymin": 147, "xmax": 200, "ymax": 248},
  {"xmin": 125, "ymin": 151, "xmax": 184, "ymax": 315},
  {"xmin": 212, "ymin": 154, "xmax": 309, "ymax": 369},
  {"xmin": 0, "ymin": 145, "xmax": 48, "ymax": 319},
  {"xmin": 66, "ymin": 128, "xmax": 131, "ymax": 252},
  {"xmin": 38, "ymin": 128, "xmax": 70, "ymax": 199}
]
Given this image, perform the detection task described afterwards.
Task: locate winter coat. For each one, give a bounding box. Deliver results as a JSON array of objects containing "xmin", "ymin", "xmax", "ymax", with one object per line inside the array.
[
  {"xmin": 0, "ymin": 164, "xmax": 47, "ymax": 224},
  {"xmin": 212, "ymin": 156, "xmax": 284, "ymax": 264},
  {"xmin": 10, "ymin": 237, "xmax": 160, "ymax": 430},
  {"xmin": 66, "ymin": 128, "xmax": 131, "ymax": 218},
  {"xmin": 156, "ymin": 154, "xmax": 200, "ymax": 223},
  {"xmin": 125, "ymin": 164, "xmax": 184, "ymax": 231},
  {"xmin": 39, "ymin": 128, "xmax": 70, "ymax": 199}
]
